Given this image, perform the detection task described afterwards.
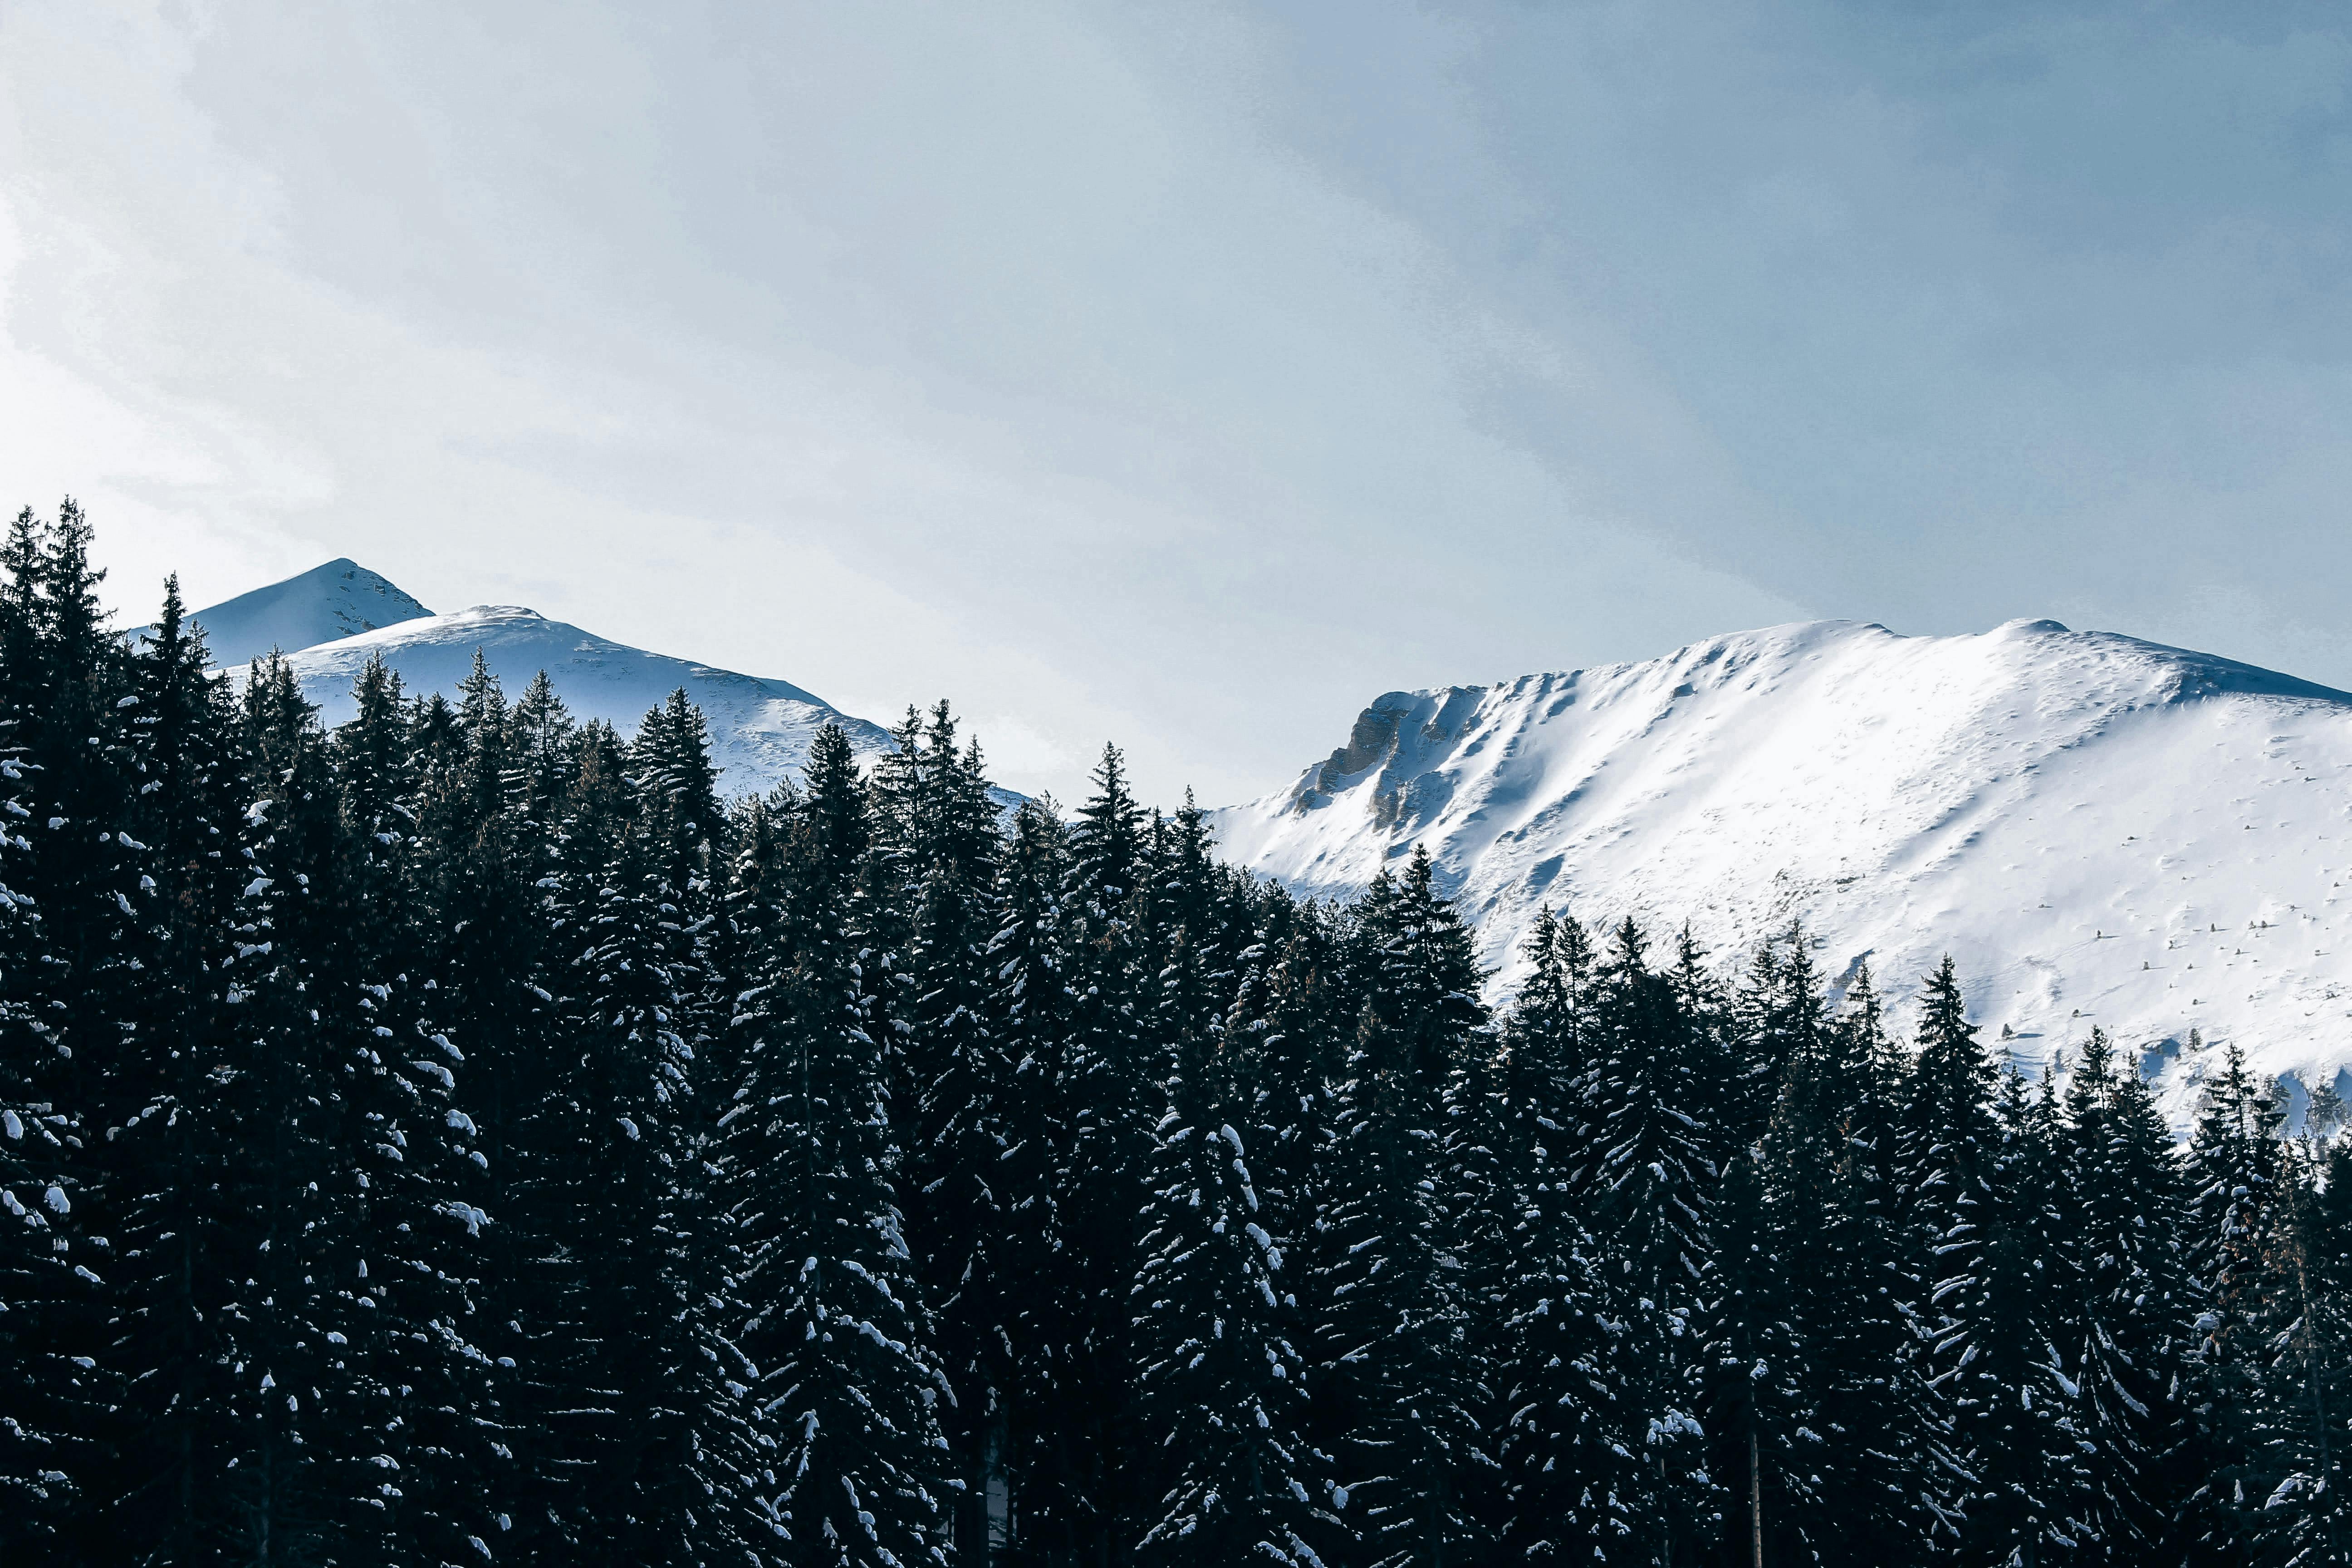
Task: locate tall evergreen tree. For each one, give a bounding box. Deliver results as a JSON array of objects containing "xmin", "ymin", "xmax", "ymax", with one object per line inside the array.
[
  {"xmin": 1311, "ymin": 848, "xmax": 1489, "ymax": 1568},
  {"xmin": 1128, "ymin": 912, "xmax": 1335, "ymax": 1566},
  {"xmin": 725, "ymin": 723, "xmax": 951, "ymax": 1566},
  {"xmin": 2055, "ymin": 1028, "xmax": 2195, "ymax": 1564}
]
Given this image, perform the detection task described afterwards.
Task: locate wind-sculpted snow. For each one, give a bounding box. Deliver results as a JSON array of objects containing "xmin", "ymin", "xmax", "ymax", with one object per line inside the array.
[
  {"xmin": 1211, "ymin": 617, "xmax": 2352, "ymax": 1125},
  {"xmin": 228, "ymin": 603, "xmax": 898, "ymax": 794}
]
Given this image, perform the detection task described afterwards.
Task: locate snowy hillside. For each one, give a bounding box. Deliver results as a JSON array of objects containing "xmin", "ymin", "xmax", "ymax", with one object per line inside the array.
[
  {"xmin": 196, "ymin": 571, "xmax": 898, "ymax": 794},
  {"xmin": 1210, "ymin": 618, "xmax": 2352, "ymax": 1122},
  {"xmin": 180, "ymin": 558, "xmax": 434, "ymax": 666}
]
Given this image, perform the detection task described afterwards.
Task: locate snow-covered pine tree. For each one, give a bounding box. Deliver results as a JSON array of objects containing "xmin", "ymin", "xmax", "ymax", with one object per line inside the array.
[
  {"xmin": 632, "ymin": 690, "xmax": 772, "ymax": 1568},
  {"xmin": 1708, "ymin": 924, "xmax": 1831, "ymax": 1566},
  {"xmin": 406, "ymin": 663, "xmax": 574, "ymax": 1553},
  {"xmin": 874, "ymin": 703, "xmax": 1015, "ymax": 1560},
  {"xmin": 1244, "ymin": 891, "xmax": 1352, "ymax": 1355},
  {"xmin": 2179, "ymin": 1040, "xmax": 2289, "ymax": 1560},
  {"xmin": 2054, "ymin": 1027, "xmax": 2195, "ymax": 1564},
  {"xmin": 1772, "ymin": 965, "xmax": 1949, "ymax": 1565},
  {"xmin": 1128, "ymin": 909, "xmax": 1335, "ymax": 1567},
  {"xmin": 2237, "ymin": 1134, "xmax": 2352, "ymax": 1563},
  {"xmin": 980, "ymin": 798, "xmax": 1077, "ymax": 1561},
  {"xmin": 1960, "ymin": 1063, "xmax": 2093, "ymax": 1564},
  {"xmin": 0, "ymin": 505, "xmax": 129, "ymax": 1552},
  {"xmin": 92, "ymin": 570, "xmax": 250, "ymax": 1561},
  {"xmin": 1897, "ymin": 956, "xmax": 2005, "ymax": 1548},
  {"xmin": 233, "ymin": 654, "xmax": 504, "ymax": 1563},
  {"xmin": 522, "ymin": 694, "xmax": 740, "ymax": 1562},
  {"xmin": 1046, "ymin": 744, "xmax": 1156, "ymax": 1558},
  {"xmin": 1310, "ymin": 846, "xmax": 1489, "ymax": 1568},
  {"xmin": 725, "ymin": 722, "xmax": 950, "ymax": 1567},
  {"xmin": 1488, "ymin": 907, "xmax": 1634, "ymax": 1563},
  {"xmin": 1562, "ymin": 918, "xmax": 1719, "ymax": 1564}
]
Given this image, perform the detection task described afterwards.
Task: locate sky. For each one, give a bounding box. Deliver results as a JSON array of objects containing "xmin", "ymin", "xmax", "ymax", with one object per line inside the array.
[{"xmin": 3, "ymin": 1, "xmax": 2350, "ymax": 805}]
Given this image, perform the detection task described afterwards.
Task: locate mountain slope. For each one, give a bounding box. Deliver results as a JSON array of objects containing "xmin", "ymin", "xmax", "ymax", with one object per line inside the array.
[
  {"xmin": 1210, "ymin": 618, "xmax": 2352, "ymax": 1122},
  {"xmin": 181, "ymin": 559, "xmax": 434, "ymax": 666},
  {"xmin": 214, "ymin": 594, "xmax": 897, "ymax": 794}
]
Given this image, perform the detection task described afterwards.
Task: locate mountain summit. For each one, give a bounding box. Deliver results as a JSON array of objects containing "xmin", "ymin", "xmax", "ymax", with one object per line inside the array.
[
  {"xmin": 182, "ymin": 558, "xmax": 434, "ymax": 666},
  {"xmin": 1210, "ymin": 616, "xmax": 2352, "ymax": 1121},
  {"xmin": 186, "ymin": 565, "xmax": 895, "ymax": 795}
]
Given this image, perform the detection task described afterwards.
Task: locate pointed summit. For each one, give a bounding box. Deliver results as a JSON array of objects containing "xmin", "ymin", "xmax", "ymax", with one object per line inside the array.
[{"xmin": 177, "ymin": 559, "xmax": 433, "ymax": 666}]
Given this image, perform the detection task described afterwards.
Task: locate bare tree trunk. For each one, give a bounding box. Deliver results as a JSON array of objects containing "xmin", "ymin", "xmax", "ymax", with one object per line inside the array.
[{"xmin": 1749, "ymin": 1423, "xmax": 1764, "ymax": 1568}]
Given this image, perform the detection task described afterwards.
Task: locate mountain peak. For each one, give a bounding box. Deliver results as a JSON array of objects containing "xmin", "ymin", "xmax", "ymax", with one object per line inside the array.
[
  {"xmin": 1211, "ymin": 615, "xmax": 2352, "ymax": 1123},
  {"xmin": 178, "ymin": 559, "xmax": 433, "ymax": 667}
]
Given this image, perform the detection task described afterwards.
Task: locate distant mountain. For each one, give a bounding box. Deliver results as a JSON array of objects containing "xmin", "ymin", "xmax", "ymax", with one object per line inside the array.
[
  {"xmin": 191, "ymin": 567, "xmax": 898, "ymax": 795},
  {"xmin": 176, "ymin": 559, "xmax": 434, "ymax": 667},
  {"xmin": 1210, "ymin": 617, "xmax": 2352, "ymax": 1125}
]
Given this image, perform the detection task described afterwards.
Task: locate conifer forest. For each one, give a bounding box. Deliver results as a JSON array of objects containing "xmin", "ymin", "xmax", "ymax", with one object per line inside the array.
[{"xmin": 6, "ymin": 502, "xmax": 2352, "ymax": 1568}]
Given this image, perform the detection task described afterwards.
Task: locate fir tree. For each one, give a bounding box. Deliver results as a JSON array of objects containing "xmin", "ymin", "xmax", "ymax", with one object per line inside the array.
[
  {"xmin": 2055, "ymin": 1028, "xmax": 2195, "ymax": 1563},
  {"xmin": 877, "ymin": 704, "xmax": 1014, "ymax": 1560},
  {"xmin": 725, "ymin": 723, "xmax": 950, "ymax": 1566},
  {"xmin": 1128, "ymin": 916, "xmax": 1335, "ymax": 1566},
  {"xmin": 981, "ymin": 799, "xmax": 1078, "ymax": 1561},
  {"xmin": 1047, "ymin": 744, "xmax": 1156, "ymax": 1561},
  {"xmin": 1311, "ymin": 848, "xmax": 1488, "ymax": 1568}
]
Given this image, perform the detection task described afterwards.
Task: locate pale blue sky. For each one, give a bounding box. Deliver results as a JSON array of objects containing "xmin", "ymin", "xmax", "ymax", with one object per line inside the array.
[{"xmin": 4, "ymin": 2, "xmax": 2348, "ymax": 802}]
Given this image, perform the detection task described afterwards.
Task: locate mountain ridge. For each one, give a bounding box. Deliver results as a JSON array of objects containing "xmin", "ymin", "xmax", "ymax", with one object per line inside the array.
[
  {"xmin": 187, "ymin": 569, "xmax": 900, "ymax": 796},
  {"xmin": 1209, "ymin": 615, "xmax": 2352, "ymax": 1125}
]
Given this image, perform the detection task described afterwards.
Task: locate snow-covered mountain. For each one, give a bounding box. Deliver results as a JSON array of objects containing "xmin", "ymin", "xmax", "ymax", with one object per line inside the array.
[
  {"xmin": 1210, "ymin": 617, "xmax": 2352, "ymax": 1123},
  {"xmin": 181, "ymin": 559, "xmax": 435, "ymax": 666},
  {"xmin": 194, "ymin": 567, "xmax": 896, "ymax": 794}
]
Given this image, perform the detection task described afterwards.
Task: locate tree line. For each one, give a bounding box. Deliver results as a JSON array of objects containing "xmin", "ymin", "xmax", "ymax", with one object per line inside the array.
[{"xmin": 2, "ymin": 500, "xmax": 2348, "ymax": 1567}]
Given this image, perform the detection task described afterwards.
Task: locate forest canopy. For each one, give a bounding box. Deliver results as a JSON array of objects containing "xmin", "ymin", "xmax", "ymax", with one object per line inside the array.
[{"xmin": 2, "ymin": 501, "xmax": 2347, "ymax": 1567}]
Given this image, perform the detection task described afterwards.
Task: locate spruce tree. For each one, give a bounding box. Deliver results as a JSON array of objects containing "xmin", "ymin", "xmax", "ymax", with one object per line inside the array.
[
  {"xmin": 982, "ymin": 799, "xmax": 1078, "ymax": 1560},
  {"xmin": 1311, "ymin": 848, "xmax": 1488, "ymax": 1568},
  {"xmin": 725, "ymin": 723, "xmax": 950, "ymax": 1566},
  {"xmin": 877, "ymin": 704, "xmax": 1014, "ymax": 1559},
  {"xmin": 1049, "ymin": 744, "xmax": 1156, "ymax": 1560},
  {"xmin": 1780, "ymin": 966, "xmax": 1948, "ymax": 1565},
  {"xmin": 2238, "ymin": 1136, "xmax": 2352, "ymax": 1563},
  {"xmin": 1961, "ymin": 1064, "xmax": 2093, "ymax": 1564},
  {"xmin": 1128, "ymin": 917, "xmax": 1335, "ymax": 1566},
  {"xmin": 2181, "ymin": 1041, "xmax": 2290, "ymax": 1559},
  {"xmin": 2055, "ymin": 1028, "xmax": 2195, "ymax": 1563}
]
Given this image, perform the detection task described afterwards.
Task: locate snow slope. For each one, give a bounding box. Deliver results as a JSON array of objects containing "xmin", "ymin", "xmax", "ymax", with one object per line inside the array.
[
  {"xmin": 181, "ymin": 559, "xmax": 434, "ymax": 666},
  {"xmin": 224, "ymin": 601, "xmax": 897, "ymax": 794},
  {"xmin": 1209, "ymin": 618, "xmax": 2352, "ymax": 1122}
]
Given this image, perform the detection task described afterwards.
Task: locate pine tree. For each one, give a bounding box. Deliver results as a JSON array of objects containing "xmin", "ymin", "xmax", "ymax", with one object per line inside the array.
[
  {"xmin": 1708, "ymin": 925, "xmax": 1831, "ymax": 1566},
  {"xmin": 407, "ymin": 662, "xmax": 573, "ymax": 1554},
  {"xmin": 2181, "ymin": 1041, "xmax": 2290, "ymax": 1559},
  {"xmin": 877, "ymin": 704, "xmax": 1014, "ymax": 1560},
  {"xmin": 1776, "ymin": 966, "xmax": 1948, "ymax": 1566},
  {"xmin": 93, "ymin": 570, "xmax": 249, "ymax": 1561},
  {"xmin": 2055, "ymin": 1028, "xmax": 2195, "ymax": 1563},
  {"xmin": 725, "ymin": 723, "xmax": 951, "ymax": 1566},
  {"xmin": 0, "ymin": 505, "xmax": 119, "ymax": 1552},
  {"xmin": 1558, "ymin": 918, "xmax": 1717, "ymax": 1565},
  {"xmin": 1311, "ymin": 847, "xmax": 1489, "ymax": 1568},
  {"xmin": 1489, "ymin": 907, "xmax": 1648, "ymax": 1563},
  {"xmin": 1901, "ymin": 956, "xmax": 2003, "ymax": 1549},
  {"xmin": 982, "ymin": 798, "xmax": 1078, "ymax": 1561},
  {"xmin": 1047, "ymin": 744, "xmax": 1156, "ymax": 1561},
  {"xmin": 519, "ymin": 696, "xmax": 735, "ymax": 1562},
  {"xmin": 2238, "ymin": 1136, "xmax": 2352, "ymax": 1563},
  {"xmin": 1128, "ymin": 912, "xmax": 1335, "ymax": 1566},
  {"xmin": 1960, "ymin": 1063, "xmax": 2093, "ymax": 1564}
]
